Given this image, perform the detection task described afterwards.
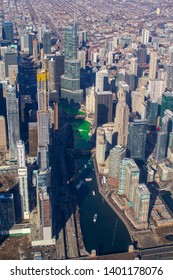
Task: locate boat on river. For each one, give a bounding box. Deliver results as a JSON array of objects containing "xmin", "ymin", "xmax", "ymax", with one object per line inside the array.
[
  {"xmin": 85, "ymin": 178, "xmax": 92, "ymax": 182},
  {"xmin": 93, "ymin": 213, "xmax": 97, "ymax": 222},
  {"xmin": 92, "ymin": 191, "xmax": 95, "ymax": 196}
]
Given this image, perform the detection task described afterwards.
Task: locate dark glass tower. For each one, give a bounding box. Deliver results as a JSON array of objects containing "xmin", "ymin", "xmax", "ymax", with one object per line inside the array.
[
  {"xmin": 61, "ymin": 23, "xmax": 83, "ymax": 103},
  {"xmin": 2, "ymin": 22, "xmax": 13, "ymax": 43},
  {"xmin": 127, "ymin": 119, "xmax": 148, "ymax": 160},
  {"xmin": 160, "ymin": 91, "xmax": 173, "ymax": 118},
  {"xmin": 147, "ymin": 99, "xmax": 158, "ymax": 126},
  {"xmin": 43, "ymin": 31, "xmax": 51, "ymax": 54}
]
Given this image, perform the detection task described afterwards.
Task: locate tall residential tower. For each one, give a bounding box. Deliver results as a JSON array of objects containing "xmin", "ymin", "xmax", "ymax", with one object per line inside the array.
[{"xmin": 61, "ymin": 23, "xmax": 83, "ymax": 103}]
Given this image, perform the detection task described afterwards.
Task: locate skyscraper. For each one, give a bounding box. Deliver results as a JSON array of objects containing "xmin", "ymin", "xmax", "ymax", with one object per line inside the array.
[
  {"xmin": 0, "ymin": 115, "xmax": 7, "ymax": 153},
  {"xmin": 95, "ymin": 91, "xmax": 113, "ymax": 127},
  {"xmin": 114, "ymin": 88, "xmax": 129, "ymax": 147},
  {"xmin": 127, "ymin": 119, "xmax": 148, "ymax": 160},
  {"xmin": 17, "ymin": 140, "xmax": 26, "ymax": 168},
  {"xmin": 141, "ymin": 29, "xmax": 149, "ymax": 45},
  {"xmin": 96, "ymin": 127, "xmax": 106, "ymax": 165},
  {"xmin": 28, "ymin": 122, "xmax": 38, "ymax": 157},
  {"xmin": 17, "ymin": 140, "xmax": 29, "ymax": 220},
  {"xmin": 155, "ymin": 131, "xmax": 168, "ymax": 161},
  {"xmin": 4, "ymin": 50, "xmax": 18, "ymax": 77},
  {"xmin": 78, "ymin": 30, "xmax": 87, "ymax": 48},
  {"xmin": 6, "ymin": 84, "xmax": 20, "ymax": 160},
  {"xmin": 0, "ymin": 193, "xmax": 15, "ymax": 228},
  {"xmin": 161, "ymin": 91, "xmax": 173, "ymax": 118},
  {"xmin": 108, "ymin": 145, "xmax": 126, "ymax": 187},
  {"xmin": 95, "ymin": 68, "xmax": 109, "ymax": 92},
  {"xmin": 134, "ymin": 184, "xmax": 150, "ymax": 223},
  {"xmin": 118, "ymin": 158, "xmax": 134, "ymax": 195},
  {"xmin": 2, "ymin": 22, "xmax": 13, "ymax": 43},
  {"xmin": 86, "ymin": 86, "xmax": 96, "ymax": 115},
  {"xmin": 38, "ymin": 187, "xmax": 52, "ymax": 241},
  {"xmin": 125, "ymin": 161, "xmax": 140, "ymax": 207},
  {"xmin": 37, "ymin": 65, "xmax": 50, "ymax": 170},
  {"xmin": 146, "ymin": 99, "xmax": 158, "ymax": 126},
  {"xmin": 43, "ymin": 31, "xmax": 51, "ymax": 54},
  {"xmin": 130, "ymin": 57, "xmax": 138, "ymax": 76},
  {"xmin": 137, "ymin": 47, "xmax": 147, "ymax": 64},
  {"xmin": 149, "ymin": 51, "xmax": 157, "ymax": 80},
  {"xmin": 61, "ymin": 23, "xmax": 83, "ymax": 103},
  {"xmin": 166, "ymin": 64, "xmax": 173, "ymax": 91}
]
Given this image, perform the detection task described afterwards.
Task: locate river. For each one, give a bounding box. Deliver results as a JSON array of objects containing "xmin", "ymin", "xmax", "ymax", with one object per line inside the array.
[{"xmin": 70, "ymin": 117, "xmax": 132, "ymax": 255}]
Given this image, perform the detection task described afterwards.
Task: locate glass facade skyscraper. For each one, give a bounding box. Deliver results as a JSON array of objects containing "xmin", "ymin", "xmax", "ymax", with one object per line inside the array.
[
  {"xmin": 61, "ymin": 23, "xmax": 83, "ymax": 103},
  {"xmin": 43, "ymin": 31, "xmax": 51, "ymax": 54},
  {"xmin": 127, "ymin": 119, "xmax": 148, "ymax": 160},
  {"xmin": 2, "ymin": 22, "xmax": 13, "ymax": 43},
  {"xmin": 6, "ymin": 84, "xmax": 20, "ymax": 160},
  {"xmin": 161, "ymin": 91, "xmax": 173, "ymax": 118}
]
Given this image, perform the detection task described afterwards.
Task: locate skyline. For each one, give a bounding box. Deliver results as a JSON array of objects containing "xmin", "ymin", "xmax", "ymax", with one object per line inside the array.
[{"xmin": 1, "ymin": 0, "xmax": 173, "ymax": 261}]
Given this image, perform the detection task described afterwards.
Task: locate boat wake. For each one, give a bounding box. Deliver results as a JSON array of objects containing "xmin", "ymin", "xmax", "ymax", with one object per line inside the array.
[{"xmin": 76, "ymin": 180, "xmax": 83, "ymax": 190}]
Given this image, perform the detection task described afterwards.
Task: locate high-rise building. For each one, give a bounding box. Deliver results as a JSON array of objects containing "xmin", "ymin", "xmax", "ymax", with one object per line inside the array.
[
  {"xmin": 95, "ymin": 68, "xmax": 109, "ymax": 92},
  {"xmin": 0, "ymin": 60, "xmax": 5, "ymax": 80},
  {"xmin": 17, "ymin": 140, "xmax": 29, "ymax": 220},
  {"xmin": 54, "ymin": 102, "xmax": 59, "ymax": 130},
  {"xmin": 33, "ymin": 39, "xmax": 39, "ymax": 61},
  {"xmin": 0, "ymin": 116, "xmax": 7, "ymax": 153},
  {"xmin": 107, "ymin": 51, "xmax": 113, "ymax": 65},
  {"xmin": 146, "ymin": 99, "xmax": 158, "ymax": 126},
  {"xmin": 2, "ymin": 22, "xmax": 13, "ymax": 43},
  {"xmin": 131, "ymin": 90, "xmax": 142, "ymax": 114},
  {"xmin": 113, "ymin": 37, "xmax": 118, "ymax": 48},
  {"xmin": 28, "ymin": 122, "xmax": 38, "ymax": 156},
  {"xmin": 96, "ymin": 128, "xmax": 106, "ymax": 165},
  {"xmin": 108, "ymin": 145, "xmax": 126, "ymax": 187},
  {"xmin": 37, "ymin": 27, "xmax": 42, "ymax": 42},
  {"xmin": 38, "ymin": 187, "xmax": 52, "ymax": 241},
  {"xmin": 127, "ymin": 119, "xmax": 148, "ymax": 159},
  {"xmin": 130, "ymin": 57, "xmax": 138, "ymax": 76},
  {"xmin": 118, "ymin": 158, "xmax": 134, "ymax": 195},
  {"xmin": 45, "ymin": 54, "xmax": 64, "ymax": 94},
  {"xmin": 141, "ymin": 29, "xmax": 149, "ymax": 45},
  {"xmin": 149, "ymin": 51, "xmax": 157, "ymax": 80},
  {"xmin": 78, "ymin": 30, "xmax": 87, "ymax": 47},
  {"xmin": 18, "ymin": 58, "xmax": 38, "ymax": 98},
  {"xmin": 17, "ymin": 140, "xmax": 26, "ymax": 168},
  {"xmin": 148, "ymin": 79, "xmax": 166, "ymax": 104},
  {"xmin": 134, "ymin": 184, "xmax": 150, "ymax": 223},
  {"xmin": 160, "ymin": 91, "xmax": 173, "ymax": 118},
  {"xmin": 0, "ymin": 193, "xmax": 15, "ymax": 228},
  {"xmin": 155, "ymin": 131, "xmax": 168, "ymax": 161},
  {"xmin": 86, "ymin": 86, "xmax": 96, "ymax": 115},
  {"xmin": 166, "ymin": 64, "xmax": 173, "ymax": 91},
  {"xmin": 164, "ymin": 110, "xmax": 173, "ymax": 133},
  {"xmin": 48, "ymin": 58, "xmax": 56, "ymax": 91},
  {"xmin": 20, "ymin": 34, "xmax": 29, "ymax": 53},
  {"xmin": 137, "ymin": 48, "xmax": 147, "ymax": 64},
  {"xmin": 78, "ymin": 50, "xmax": 86, "ymax": 69},
  {"xmin": 95, "ymin": 91, "xmax": 113, "ymax": 127},
  {"xmin": 61, "ymin": 23, "xmax": 83, "ymax": 103},
  {"xmin": 43, "ymin": 30, "xmax": 51, "ymax": 54},
  {"xmin": 37, "ymin": 66, "xmax": 50, "ymax": 170},
  {"xmin": 4, "ymin": 50, "xmax": 18, "ymax": 77},
  {"xmin": 114, "ymin": 88, "xmax": 129, "ymax": 147},
  {"xmin": 125, "ymin": 161, "xmax": 140, "ymax": 207},
  {"xmin": 125, "ymin": 71, "xmax": 138, "ymax": 92},
  {"xmin": 6, "ymin": 84, "xmax": 20, "ymax": 160}
]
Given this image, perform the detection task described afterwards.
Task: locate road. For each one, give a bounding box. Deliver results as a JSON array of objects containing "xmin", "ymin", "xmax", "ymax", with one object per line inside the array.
[{"xmin": 139, "ymin": 245, "xmax": 173, "ymax": 259}]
